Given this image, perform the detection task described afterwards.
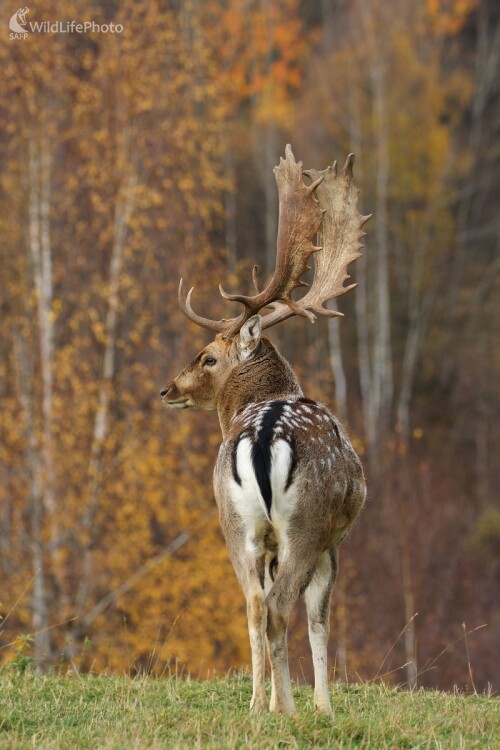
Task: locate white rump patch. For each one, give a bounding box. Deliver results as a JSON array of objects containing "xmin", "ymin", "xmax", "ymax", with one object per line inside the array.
[
  {"xmin": 270, "ymin": 439, "xmax": 294, "ymax": 497},
  {"xmin": 232, "ymin": 438, "xmax": 269, "ymax": 523},
  {"xmin": 229, "ymin": 436, "xmax": 298, "ymax": 552}
]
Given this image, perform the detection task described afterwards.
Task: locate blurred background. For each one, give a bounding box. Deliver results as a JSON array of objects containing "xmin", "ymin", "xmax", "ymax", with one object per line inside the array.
[{"xmin": 0, "ymin": 0, "xmax": 498, "ymax": 691}]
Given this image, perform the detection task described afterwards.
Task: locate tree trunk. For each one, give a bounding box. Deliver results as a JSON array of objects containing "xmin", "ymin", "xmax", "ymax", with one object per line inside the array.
[
  {"xmin": 370, "ymin": 55, "xmax": 393, "ymax": 438},
  {"xmin": 28, "ymin": 132, "xmax": 55, "ymax": 670},
  {"xmin": 263, "ymin": 124, "xmax": 279, "ymax": 277},
  {"xmin": 223, "ymin": 145, "xmax": 237, "ymax": 275},
  {"xmin": 402, "ymin": 538, "xmax": 417, "ymax": 689},
  {"xmin": 347, "ymin": 87, "xmax": 378, "ymax": 469},
  {"xmin": 14, "ymin": 333, "xmax": 51, "ymax": 671},
  {"xmin": 327, "ymin": 317, "xmax": 347, "ymax": 422}
]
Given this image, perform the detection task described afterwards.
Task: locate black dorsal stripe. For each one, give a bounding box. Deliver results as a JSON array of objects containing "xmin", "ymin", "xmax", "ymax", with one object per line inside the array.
[
  {"xmin": 231, "ymin": 434, "xmax": 243, "ymax": 486},
  {"xmin": 251, "ymin": 401, "xmax": 287, "ymax": 516},
  {"xmin": 284, "ymin": 434, "xmax": 297, "ymax": 491}
]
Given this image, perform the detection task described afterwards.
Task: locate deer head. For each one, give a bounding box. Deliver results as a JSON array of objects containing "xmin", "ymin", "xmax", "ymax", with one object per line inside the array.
[{"xmin": 161, "ymin": 316, "xmax": 264, "ymax": 409}]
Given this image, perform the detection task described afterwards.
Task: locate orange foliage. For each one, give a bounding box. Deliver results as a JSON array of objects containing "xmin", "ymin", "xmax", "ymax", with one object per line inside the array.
[
  {"xmin": 426, "ymin": 0, "xmax": 478, "ymax": 35},
  {"xmin": 0, "ymin": 0, "xmax": 498, "ymax": 693}
]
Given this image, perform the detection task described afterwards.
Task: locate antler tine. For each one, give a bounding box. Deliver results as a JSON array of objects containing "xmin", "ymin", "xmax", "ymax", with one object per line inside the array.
[
  {"xmin": 260, "ymin": 301, "xmax": 295, "ymax": 330},
  {"xmin": 178, "ymin": 279, "xmax": 231, "ymax": 333},
  {"xmin": 342, "ymin": 152, "xmax": 355, "ymax": 178},
  {"xmin": 251, "ymin": 265, "xmax": 260, "ymax": 294}
]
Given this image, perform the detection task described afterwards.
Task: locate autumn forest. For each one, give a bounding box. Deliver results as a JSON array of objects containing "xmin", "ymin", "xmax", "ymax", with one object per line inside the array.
[{"xmin": 0, "ymin": 0, "xmax": 499, "ymax": 692}]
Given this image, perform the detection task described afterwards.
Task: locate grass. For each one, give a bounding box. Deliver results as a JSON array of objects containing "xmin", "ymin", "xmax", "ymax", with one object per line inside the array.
[{"xmin": 0, "ymin": 672, "xmax": 498, "ymax": 749}]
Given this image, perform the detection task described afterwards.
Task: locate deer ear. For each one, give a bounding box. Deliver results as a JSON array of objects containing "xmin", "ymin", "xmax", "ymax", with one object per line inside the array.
[{"xmin": 237, "ymin": 315, "xmax": 262, "ymax": 360}]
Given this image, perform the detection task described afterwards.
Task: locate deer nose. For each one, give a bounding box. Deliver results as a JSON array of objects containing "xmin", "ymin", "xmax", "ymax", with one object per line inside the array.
[{"xmin": 160, "ymin": 386, "xmax": 170, "ymax": 399}]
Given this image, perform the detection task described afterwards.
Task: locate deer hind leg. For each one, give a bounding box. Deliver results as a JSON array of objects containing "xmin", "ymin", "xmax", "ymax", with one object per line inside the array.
[
  {"xmin": 304, "ymin": 547, "xmax": 338, "ymax": 714},
  {"xmin": 244, "ymin": 550, "xmax": 268, "ymax": 713},
  {"xmin": 265, "ymin": 554, "xmax": 318, "ymax": 714}
]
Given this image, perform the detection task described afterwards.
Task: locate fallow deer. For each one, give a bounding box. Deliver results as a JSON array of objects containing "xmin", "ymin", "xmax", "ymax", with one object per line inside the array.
[{"xmin": 161, "ymin": 145, "xmax": 370, "ymax": 714}]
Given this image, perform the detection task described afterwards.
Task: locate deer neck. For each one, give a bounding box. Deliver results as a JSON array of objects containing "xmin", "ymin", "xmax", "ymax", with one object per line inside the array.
[{"xmin": 217, "ymin": 340, "xmax": 303, "ymax": 438}]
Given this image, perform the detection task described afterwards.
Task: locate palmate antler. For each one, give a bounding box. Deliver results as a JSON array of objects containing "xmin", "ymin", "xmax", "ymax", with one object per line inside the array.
[{"xmin": 178, "ymin": 145, "xmax": 371, "ymax": 339}]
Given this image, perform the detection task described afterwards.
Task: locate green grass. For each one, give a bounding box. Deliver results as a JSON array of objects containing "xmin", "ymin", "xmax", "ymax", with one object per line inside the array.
[{"xmin": 0, "ymin": 673, "xmax": 498, "ymax": 749}]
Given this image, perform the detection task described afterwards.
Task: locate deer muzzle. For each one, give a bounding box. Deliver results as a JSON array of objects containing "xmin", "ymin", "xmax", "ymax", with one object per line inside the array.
[{"xmin": 160, "ymin": 382, "xmax": 189, "ymax": 408}]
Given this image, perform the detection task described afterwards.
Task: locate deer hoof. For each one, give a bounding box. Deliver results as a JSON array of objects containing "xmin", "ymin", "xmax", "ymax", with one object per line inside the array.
[{"xmin": 250, "ymin": 698, "xmax": 268, "ymax": 714}]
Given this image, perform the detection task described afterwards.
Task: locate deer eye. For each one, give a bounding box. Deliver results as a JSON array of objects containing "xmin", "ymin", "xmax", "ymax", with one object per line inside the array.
[{"xmin": 203, "ymin": 357, "xmax": 217, "ymax": 367}]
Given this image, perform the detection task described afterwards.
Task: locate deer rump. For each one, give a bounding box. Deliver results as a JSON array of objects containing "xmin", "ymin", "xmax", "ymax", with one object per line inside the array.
[{"xmin": 220, "ymin": 397, "xmax": 358, "ymax": 571}]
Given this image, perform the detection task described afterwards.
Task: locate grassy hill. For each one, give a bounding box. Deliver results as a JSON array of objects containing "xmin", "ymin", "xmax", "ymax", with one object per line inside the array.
[{"xmin": 0, "ymin": 672, "xmax": 497, "ymax": 749}]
